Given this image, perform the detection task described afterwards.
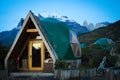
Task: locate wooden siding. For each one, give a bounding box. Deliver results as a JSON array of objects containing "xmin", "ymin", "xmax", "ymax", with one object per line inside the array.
[{"xmin": 44, "ymin": 63, "xmax": 53, "ymax": 73}]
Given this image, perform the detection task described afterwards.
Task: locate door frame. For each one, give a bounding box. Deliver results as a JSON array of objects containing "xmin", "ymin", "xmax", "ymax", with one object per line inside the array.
[{"xmin": 28, "ymin": 39, "xmax": 44, "ymax": 70}]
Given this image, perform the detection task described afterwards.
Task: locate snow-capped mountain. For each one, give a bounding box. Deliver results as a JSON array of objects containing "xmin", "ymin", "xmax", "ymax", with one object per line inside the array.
[
  {"xmin": 83, "ymin": 20, "xmax": 94, "ymax": 31},
  {"xmin": 83, "ymin": 20, "xmax": 111, "ymax": 31},
  {"xmin": 65, "ymin": 20, "xmax": 89, "ymax": 34},
  {"xmin": 16, "ymin": 18, "xmax": 24, "ymax": 29},
  {"xmin": 38, "ymin": 13, "xmax": 89, "ymax": 34},
  {"xmin": 39, "ymin": 13, "xmax": 76, "ymax": 22},
  {"xmin": 95, "ymin": 22, "xmax": 111, "ymax": 29}
]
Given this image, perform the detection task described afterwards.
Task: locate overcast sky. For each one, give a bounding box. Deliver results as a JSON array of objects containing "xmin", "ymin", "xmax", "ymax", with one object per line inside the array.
[{"xmin": 0, "ymin": 0, "xmax": 120, "ymax": 32}]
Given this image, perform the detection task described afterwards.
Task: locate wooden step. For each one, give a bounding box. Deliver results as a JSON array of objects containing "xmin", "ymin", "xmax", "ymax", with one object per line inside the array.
[{"xmin": 10, "ymin": 72, "xmax": 54, "ymax": 77}]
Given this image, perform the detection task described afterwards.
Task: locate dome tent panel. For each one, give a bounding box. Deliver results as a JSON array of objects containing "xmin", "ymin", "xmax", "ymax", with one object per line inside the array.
[{"xmin": 70, "ymin": 30, "xmax": 81, "ymax": 58}]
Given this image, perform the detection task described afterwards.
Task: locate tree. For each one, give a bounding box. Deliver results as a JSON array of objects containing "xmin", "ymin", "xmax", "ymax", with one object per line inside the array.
[{"xmin": 0, "ymin": 42, "xmax": 9, "ymax": 69}]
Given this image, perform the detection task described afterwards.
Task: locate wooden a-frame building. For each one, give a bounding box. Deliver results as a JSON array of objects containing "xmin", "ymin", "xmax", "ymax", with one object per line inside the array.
[{"xmin": 5, "ymin": 11, "xmax": 81, "ymax": 73}]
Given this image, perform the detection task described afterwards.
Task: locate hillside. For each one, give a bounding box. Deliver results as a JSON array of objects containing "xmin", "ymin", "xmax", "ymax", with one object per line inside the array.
[
  {"xmin": 0, "ymin": 18, "xmax": 24, "ymax": 47},
  {"xmin": 79, "ymin": 20, "xmax": 120, "ymax": 44},
  {"xmin": 0, "ymin": 28, "xmax": 19, "ymax": 47}
]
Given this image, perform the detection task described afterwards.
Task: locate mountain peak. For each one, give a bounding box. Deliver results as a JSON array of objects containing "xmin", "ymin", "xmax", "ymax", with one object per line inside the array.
[
  {"xmin": 83, "ymin": 20, "xmax": 94, "ymax": 31},
  {"xmin": 83, "ymin": 20, "xmax": 88, "ymax": 27},
  {"xmin": 16, "ymin": 18, "xmax": 24, "ymax": 29},
  {"xmin": 95, "ymin": 21, "xmax": 111, "ymax": 29},
  {"xmin": 79, "ymin": 20, "xmax": 120, "ymax": 44},
  {"xmin": 38, "ymin": 13, "xmax": 44, "ymax": 19},
  {"xmin": 38, "ymin": 13, "xmax": 89, "ymax": 34},
  {"xmin": 83, "ymin": 20, "xmax": 111, "ymax": 31},
  {"xmin": 39, "ymin": 13, "xmax": 76, "ymax": 22}
]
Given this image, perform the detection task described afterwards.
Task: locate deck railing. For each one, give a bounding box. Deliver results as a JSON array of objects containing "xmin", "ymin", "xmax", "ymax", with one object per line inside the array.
[{"xmin": 54, "ymin": 69, "xmax": 79, "ymax": 80}]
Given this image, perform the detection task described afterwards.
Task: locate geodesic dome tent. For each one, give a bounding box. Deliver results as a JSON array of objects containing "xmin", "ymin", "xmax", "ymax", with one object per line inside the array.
[{"xmin": 39, "ymin": 17, "xmax": 81, "ymax": 60}]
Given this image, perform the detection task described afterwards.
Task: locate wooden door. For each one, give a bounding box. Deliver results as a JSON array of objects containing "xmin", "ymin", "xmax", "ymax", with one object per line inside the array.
[{"xmin": 28, "ymin": 40, "xmax": 44, "ymax": 70}]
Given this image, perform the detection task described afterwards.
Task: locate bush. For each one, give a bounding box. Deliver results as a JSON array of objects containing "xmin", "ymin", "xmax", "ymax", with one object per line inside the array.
[
  {"xmin": 81, "ymin": 47, "xmax": 90, "ymax": 56},
  {"xmin": 55, "ymin": 59, "xmax": 68, "ymax": 69},
  {"xmin": 105, "ymin": 56, "xmax": 117, "ymax": 67},
  {"xmin": 80, "ymin": 42, "xmax": 117, "ymax": 69},
  {"xmin": 0, "ymin": 42, "xmax": 9, "ymax": 69}
]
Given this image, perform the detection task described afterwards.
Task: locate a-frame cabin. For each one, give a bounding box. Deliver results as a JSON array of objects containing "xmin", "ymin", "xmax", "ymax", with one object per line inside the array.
[{"xmin": 5, "ymin": 11, "xmax": 81, "ymax": 73}]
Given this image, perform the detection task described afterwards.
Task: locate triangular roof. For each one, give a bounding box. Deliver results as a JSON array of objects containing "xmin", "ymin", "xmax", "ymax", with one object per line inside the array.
[{"xmin": 5, "ymin": 11, "xmax": 80, "ymax": 68}]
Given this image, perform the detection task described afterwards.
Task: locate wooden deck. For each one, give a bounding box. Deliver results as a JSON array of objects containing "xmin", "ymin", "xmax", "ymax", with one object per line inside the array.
[
  {"xmin": 1, "ymin": 69, "xmax": 120, "ymax": 80},
  {"xmin": 10, "ymin": 72, "xmax": 54, "ymax": 77},
  {"xmin": 9, "ymin": 76, "xmax": 58, "ymax": 80},
  {"xmin": 0, "ymin": 70, "xmax": 57, "ymax": 80},
  {"xmin": 9, "ymin": 72, "xmax": 56, "ymax": 80}
]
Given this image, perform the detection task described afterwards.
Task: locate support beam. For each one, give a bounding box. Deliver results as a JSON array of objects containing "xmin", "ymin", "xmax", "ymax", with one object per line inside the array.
[{"xmin": 26, "ymin": 29, "xmax": 38, "ymax": 32}]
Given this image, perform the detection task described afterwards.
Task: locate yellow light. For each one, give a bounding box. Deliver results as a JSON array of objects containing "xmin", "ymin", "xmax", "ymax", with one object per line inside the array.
[{"xmin": 33, "ymin": 42, "xmax": 41, "ymax": 49}]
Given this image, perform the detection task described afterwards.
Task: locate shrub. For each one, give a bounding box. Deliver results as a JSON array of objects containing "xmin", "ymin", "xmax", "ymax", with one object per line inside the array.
[
  {"xmin": 55, "ymin": 59, "xmax": 68, "ymax": 69},
  {"xmin": 105, "ymin": 56, "xmax": 117, "ymax": 67}
]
